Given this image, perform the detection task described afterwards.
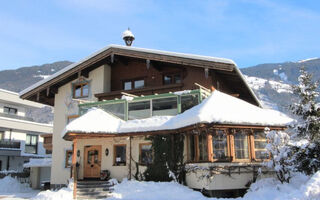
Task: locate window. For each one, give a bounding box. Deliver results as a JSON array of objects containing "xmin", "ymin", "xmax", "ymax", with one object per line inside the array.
[
  {"xmin": 234, "ymin": 131, "xmax": 250, "ymax": 160},
  {"xmin": 152, "ymin": 97, "xmax": 178, "ymax": 116},
  {"xmin": 114, "ymin": 145, "xmax": 126, "ymax": 166},
  {"xmin": 65, "ymin": 150, "xmax": 73, "ymax": 168},
  {"xmin": 128, "ymin": 101, "xmax": 151, "ymax": 120},
  {"xmin": 187, "ymin": 135, "xmax": 196, "ymax": 162},
  {"xmin": 254, "ymin": 131, "xmax": 269, "ymax": 160},
  {"xmin": 163, "ymin": 74, "xmax": 182, "ymax": 85},
  {"xmin": 124, "ymin": 81, "xmax": 132, "ymax": 90},
  {"xmin": 212, "ymin": 130, "xmax": 228, "ymax": 160},
  {"xmin": 181, "ymin": 94, "xmax": 199, "ymax": 113},
  {"xmin": 198, "ymin": 133, "xmax": 208, "ymax": 161},
  {"xmin": 73, "ymin": 82, "xmax": 89, "ymax": 98},
  {"xmin": 25, "ymin": 134, "xmax": 38, "ymax": 154},
  {"xmin": 123, "ymin": 79, "xmax": 145, "ymax": 90},
  {"xmin": 4, "ymin": 106, "xmax": 17, "ymax": 115},
  {"xmin": 139, "ymin": 143, "xmax": 153, "ymax": 165}
]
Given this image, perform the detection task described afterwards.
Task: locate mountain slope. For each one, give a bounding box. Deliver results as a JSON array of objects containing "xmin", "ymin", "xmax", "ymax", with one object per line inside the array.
[{"xmin": 0, "ymin": 61, "xmax": 72, "ymax": 92}]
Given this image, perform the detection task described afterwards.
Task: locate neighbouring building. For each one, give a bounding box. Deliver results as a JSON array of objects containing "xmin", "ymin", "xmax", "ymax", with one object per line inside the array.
[
  {"xmin": 0, "ymin": 89, "xmax": 53, "ymax": 172},
  {"xmin": 20, "ymin": 32, "xmax": 292, "ymax": 198}
]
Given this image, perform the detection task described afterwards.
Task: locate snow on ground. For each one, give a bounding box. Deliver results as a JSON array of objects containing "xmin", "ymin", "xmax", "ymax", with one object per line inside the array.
[
  {"xmin": 245, "ymin": 75, "xmax": 292, "ymax": 94},
  {"xmin": 1, "ymin": 172, "xmax": 320, "ymax": 200},
  {"xmin": 0, "ymin": 176, "xmax": 38, "ymax": 200},
  {"xmin": 23, "ymin": 158, "xmax": 52, "ymax": 168},
  {"xmin": 297, "ymin": 57, "xmax": 319, "ymax": 63},
  {"xmin": 33, "ymin": 75, "xmax": 51, "ymax": 79}
]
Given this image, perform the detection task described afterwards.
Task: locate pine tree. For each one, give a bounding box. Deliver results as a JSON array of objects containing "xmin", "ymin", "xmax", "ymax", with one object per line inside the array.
[
  {"xmin": 290, "ymin": 67, "xmax": 320, "ymax": 175},
  {"xmin": 290, "ymin": 67, "xmax": 320, "ymax": 142}
]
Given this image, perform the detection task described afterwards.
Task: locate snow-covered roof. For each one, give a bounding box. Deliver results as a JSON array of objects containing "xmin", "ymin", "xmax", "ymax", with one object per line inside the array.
[
  {"xmin": 63, "ymin": 90, "xmax": 292, "ymax": 138},
  {"xmin": 23, "ymin": 158, "xmax": 52, "ymax": 168},
  {"xmin": 19, "ymin": 45, "xmax": 236, "ymax": 98}
]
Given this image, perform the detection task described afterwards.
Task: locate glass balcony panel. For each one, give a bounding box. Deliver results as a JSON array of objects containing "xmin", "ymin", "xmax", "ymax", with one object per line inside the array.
[
  {"xmin": 99, "ymin": 103, "xmax": 125, "ymax": 120},
  {"xmin": 152, "ymin": 97, "xmax": 178, "ymax": 116},
  {"xmin": 181, "ymin": 94, "xmax": 199, "ymax": 113},
  {"xmin": 128, "ymin": 101, "xmax": 151, "ymax": 120}
]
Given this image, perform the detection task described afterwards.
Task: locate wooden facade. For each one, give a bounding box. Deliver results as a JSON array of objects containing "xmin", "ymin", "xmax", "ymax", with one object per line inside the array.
[{"xmin": 20, "ymin": 46, "xmax": 260, "ymax": 107}]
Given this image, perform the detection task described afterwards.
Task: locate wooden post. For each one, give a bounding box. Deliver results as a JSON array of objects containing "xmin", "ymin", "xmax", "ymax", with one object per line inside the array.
[
  {"xmin": 72, "ymin": 139, "xmax": 77, "ymax": 199},
  {"xmin": 129, "ymin": 136, "xmax": 132, "ymax": 180}
]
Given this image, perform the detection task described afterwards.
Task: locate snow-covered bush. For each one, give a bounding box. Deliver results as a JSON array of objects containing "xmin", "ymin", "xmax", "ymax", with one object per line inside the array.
[
  {"xmin": 265, "ymin": 128, "xmax": 293, "ymax": 183},
  {"xmin": 0, "ymin": 176, "xmax": 31, "ymax": 193}
]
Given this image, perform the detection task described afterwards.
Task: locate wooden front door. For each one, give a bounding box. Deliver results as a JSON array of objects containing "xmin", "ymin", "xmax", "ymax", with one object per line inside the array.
[{"xmin": 84, "ymin": 145, "xmax": 101, "ymax": 178}]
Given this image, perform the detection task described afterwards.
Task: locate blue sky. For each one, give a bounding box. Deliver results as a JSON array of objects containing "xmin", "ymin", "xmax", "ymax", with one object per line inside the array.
[{"xmin": 0, "ymin": 0, "xmax": 319, "ymax": 70}]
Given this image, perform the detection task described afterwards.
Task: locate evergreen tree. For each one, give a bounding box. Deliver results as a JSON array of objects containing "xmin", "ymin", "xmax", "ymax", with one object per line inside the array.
[
  {"xmin": 290, "ymin": 67, "xmax": 320, "ymax": 142},
  {"xmin": 290, "ymin": 67, "xmax": 320, "ymax": 175}
]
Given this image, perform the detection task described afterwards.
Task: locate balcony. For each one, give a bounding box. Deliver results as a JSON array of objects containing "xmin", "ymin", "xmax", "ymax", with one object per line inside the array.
[
  {"xmin": 0, "ymin": 140, "xmax": 21, "ymax": 156},
  {"xmin": 0, "ymin": 140, "xmax": 21, "ymax": 149},
  {"xmin": 79, "ymin": 88, "xmax": 211, "ymax": 120},
  {"xmin": 0, "ymin": 112, "xmax": 34, "ymax": 122}
]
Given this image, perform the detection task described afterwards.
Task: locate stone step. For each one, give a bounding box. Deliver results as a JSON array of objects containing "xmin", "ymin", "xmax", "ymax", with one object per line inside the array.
[
  {"xmin": 76, "ymin": 194, "xmax": 110, "ymax": 200},
  {"xmin": 77, "ymin": 184, "xmax": 112, "ymax": 189},
  {"xmin": 77, "ymin": 187, "xmax": 111, "ymax": 193},
  {"xmin": 77, "ymin": 180, "xmax": 110, "ymax": 185}
]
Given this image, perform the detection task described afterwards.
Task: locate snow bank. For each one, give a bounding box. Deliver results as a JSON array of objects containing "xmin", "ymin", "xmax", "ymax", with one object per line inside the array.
[
  {"xmin": 241, "ymin": 172, "xmax": 320, "ymax": 200},
  {"xmin": 63, "ymin": 90, "xmax": 293, "ymax": 137},
  {"xmin": 0, "ymin": 176, "xmax": 31, "ymax": 193},
  {"xmin": 109, "ymin": 180, "xmax": 208, "ymax": 200},
  {"xmin": 31, "ymin": 180, "xmax": 73, "ymax": 200},
  {"xmin": 23, "ymin": 158, "xmax": 52, "ymax": 168}
]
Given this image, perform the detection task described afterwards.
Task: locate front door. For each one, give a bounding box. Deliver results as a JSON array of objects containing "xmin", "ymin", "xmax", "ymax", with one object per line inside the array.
[{"xmin": 84, "ymin": 145, "xmax": 101, "ymax": 178}]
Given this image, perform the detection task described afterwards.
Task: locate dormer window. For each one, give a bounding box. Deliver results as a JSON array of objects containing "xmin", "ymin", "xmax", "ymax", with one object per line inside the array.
[
  {"xmin": 4, "ymin": 106, "xmax": 17, "ymax": 115},
  {"xmin": 163, "ymin": 73, "xmax": 182, "ymax": 85},
  {"xmin": 73, "ymin": 82, "xmax": 89, "ymax": 98},
  {"xmin": 123, "ymin": 79, "xmax": 145, "ymax": 90}
]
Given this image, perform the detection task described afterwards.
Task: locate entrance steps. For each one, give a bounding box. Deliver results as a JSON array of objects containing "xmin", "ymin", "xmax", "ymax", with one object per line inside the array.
[{"xmin": 76, "ymin": 180, "xmax": 113, "ymax": 199}]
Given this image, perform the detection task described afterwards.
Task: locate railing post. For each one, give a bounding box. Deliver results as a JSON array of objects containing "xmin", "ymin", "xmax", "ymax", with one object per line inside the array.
[{"xmin": 72, "ymin": 139, "xmax": 77, "ymax": 199}]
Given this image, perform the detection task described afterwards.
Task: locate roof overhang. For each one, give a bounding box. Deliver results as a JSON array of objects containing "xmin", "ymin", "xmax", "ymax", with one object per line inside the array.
[
  {"xmin": 63, "ymin": 122, "xmax": 286, "ymax": 141},
  {"xmin": 19, "ymin": 45, "xmax": 261, "ymax": 107}
]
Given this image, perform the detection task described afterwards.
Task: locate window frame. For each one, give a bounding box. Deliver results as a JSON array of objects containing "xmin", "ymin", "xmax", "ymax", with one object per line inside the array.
[
  {"xmin": 25, "ymin": 134, "xmax": 38, "ymax": 154},
  {"xmin": 232, "ymin": 130, "xmax": 251, "ymax": 162},
  {"xmin": 73, "ymin": 82, "xmax": 89, "ymax": 98},
  {"xmin": 251, "ymin": 130, "xmax": 270, "ymax": 161},
  {"xmin": 65, "ymin": 150, "xmax": 73, "ymax": 168},
  {"xmin": 122, "ymin": 78, "xmax": 145, "ymax": 91},
  {"xmin": 211, "ymin": 129, "xmax": 231, "ymax": 162},
  {"xmin": 163, "ymin": 73, "xmax": 182, "ymax": 85},
  {"xmin": 139, "ymin": 143, "xmax": 153, "ymax": 165},
  {"xmin": 4, "ymin": 106, "xmax": 18, "ymax": 115},
  {"xmin": 113, "ymin": 144, "xmax": 127, "ymax": 166},
  {"xmin": 186, "ymin": 128, "xmax": 270, "ymax": 164}
]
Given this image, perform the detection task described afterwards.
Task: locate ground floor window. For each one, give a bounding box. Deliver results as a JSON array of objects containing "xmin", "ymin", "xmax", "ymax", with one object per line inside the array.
[
  {"xmin": 65, "ymin": 150, "xmax": 72, "ymax": 168},
  {"xmin": 234, "ymin": 130, "xmax": 250, "ymax": 161},
  {"xmin": 186, "ymin": 128, "xmax": 269, "ymax": 163},
  {"xmin": 253, "ymin": 131, "xmax": 269, "ymax": 160},
  {"xmin": 0, "ymin": 131, "xmax": 4, "ymax": 140},
  {"xmin": 139, "ymin": 143, "xmax": 153, "ymax": 165},
  {"xmin": 114, "ymin": 145, "xmax": 126, "ymax": 166},
  {"xmin": 212, "ymin": 130, "xmax": 228, "ymax": 161}
]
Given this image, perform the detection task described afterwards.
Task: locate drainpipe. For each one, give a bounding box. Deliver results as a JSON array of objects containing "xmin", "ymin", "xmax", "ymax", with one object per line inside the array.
[{"xmin": 129, "ymin": 136, "xmax": 132, "ymax": 180}]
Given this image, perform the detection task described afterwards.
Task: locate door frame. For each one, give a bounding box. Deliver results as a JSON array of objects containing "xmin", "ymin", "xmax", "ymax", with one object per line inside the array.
[{"xmin": 83, "ymin": 145, "xmax": 102, "ymax": 178}]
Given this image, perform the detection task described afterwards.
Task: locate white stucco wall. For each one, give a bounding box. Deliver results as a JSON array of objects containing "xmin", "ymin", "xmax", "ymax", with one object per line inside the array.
[
  {"xmin": 50, "ymin": 64, "xmax": 111, "ymax": 185},
  {"xmin": 75, "ymin": 136, "xmax": 149, "ymax": 181}
]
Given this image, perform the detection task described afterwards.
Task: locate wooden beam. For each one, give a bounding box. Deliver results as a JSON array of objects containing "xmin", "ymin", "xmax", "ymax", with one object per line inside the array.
[
  {"xmin": 72, "ymin": 139, "xmax": 77, "ymax": 199},
  {"xmin": 46, "ymin": 87, "xmax": 50, "ymax": 96}
]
